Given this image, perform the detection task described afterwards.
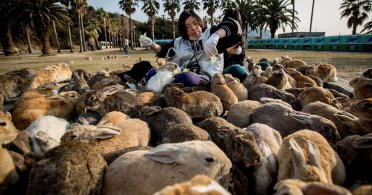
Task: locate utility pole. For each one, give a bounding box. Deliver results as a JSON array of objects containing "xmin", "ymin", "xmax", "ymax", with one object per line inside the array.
[
  {"xmin": 292, "ymin": 0, "xmax": 295, "ymax": 33},
  {"xmin": 309, "ymin": 0, "xmax": 315, "ymax": 32}
]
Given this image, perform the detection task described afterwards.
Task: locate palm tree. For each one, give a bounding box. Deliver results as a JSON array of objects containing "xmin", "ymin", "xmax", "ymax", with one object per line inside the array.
[
  {"xmin": 23, "ymin": 0, "xmax": 70, "ymax": 56},
  {"xmin": 202, "ymin": 0, "xmax": 220, "ymax": 26},
  {"xmin": 72, "ymin": 0, "xmax": 88, "ymax": 52},
  {"xmin": 163, "ymin": 0, "xmax": 180, "ymax": 39},
  {"xmin": 221, "ymin": 0, "xmax": 237, "ymax": 10},
  {"xmin": 362, "ymin": 20, "xmax": 372, "ymax": 34},
  {"xmin": 309, "ymin": 0, "xmax": 315, "ymax": 32},
  {"xmin": 97, "ymin": 8, "xmax": 109, "ymax": 49},
  {"xmin": 85, "ymin": 18, "xmax": 101, "ymax": 50},
  {"xmin": 252, "ymin": 6, "xmax": 268, "ymax": 39},
  {"xmin": 183, "ymin": 0, "xmax": 201, "ymax": 12},
  {"xmin": 119, "ymin": 0, "xmax": 137, "ymax": 48},
  {"xmin": 26, "ymin": 26, "xmax": 33, "ymax": 53},
  {"xmin": 235, "ymin": 0, "xmax": 258, "ymax": 47},
  {"xmin": 141, "ymin": 0, "xmax": 160, "ymax": 40},
  {"xmin": 119, "ymin": 0, "xmax": 138, "ymax": 49},
  {"xmin": 291, "ymin": 0, "xmax": 295, "ymax": 32},
  {"xmin": 60, "ymin": 0, "xmax": 74, "ymax": 52},
  {"xmin": 108, "ymin": 16, "xmax": 121, "ymax": 48},
  {"xmin": 52, "ymin": 20, "xmax": 61, "ymax": 53},
  {"xmin": 258, "ymin": 0, "xmax": 298, "ymax": 38},
  {"xmin": 340, "ymin": 0, "xmax": 371, "ymax": 35},
  {"xmin": 0, "ymin": 0, "xmax": 20, "ymax": 56}
]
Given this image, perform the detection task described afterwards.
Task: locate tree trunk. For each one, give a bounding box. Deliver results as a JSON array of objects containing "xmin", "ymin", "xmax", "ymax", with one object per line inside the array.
[
  {"xmin": 89, "ymin": 40, "xmax": 94, "ymax": 51},
  {"xmin": 3, "ymin": 20, "xmax": 19, "ymax": 56},
  {"xmin": 68, "ymin": 23, "xmax": 74, "ymax": 53},
  {"xmin": 94, "ymin": 37, "xmax": 100, "ymax": 50},
  {"xmin": 104, "ymin": 22, "xmax": 108, "ymax": 49},
  {"xmin": 271, "ymin": 30, "xmax": 275, "ymax": 38},
  {"xmin": 78, "ymin": 14, "xmax": 83, "ymax": 52},
  {"xmin": 352, "ymin": 23, "xmax": 357, "ymax": 35},
  {"xmin": 40, "ymin": 28, "xmax": 54, "ymax": 56},
  {"xmin": 26, "ymin": 27, "xmax": 33, "ymax": 53},
  {"xmin": 151, "ymin": 16, "xmax": 155, "ymax": 41},
  {"xmin": 81, "ymin": 15, "xmax": 86, "ymax": 52},
  {"xmin": 53, "ymin": 20, "xmax": 61, "ymax": 53},
  {"xmin": 119, "ymin": 34, "xmax": 122, "ymax": 51},
  {"xmin": 259, "ymin": 27, "xmax": 264, "ymax": 39},
  {"xmin": 129, "ymin": 15, "xmax": 133, "ymax": 49},
  {"xmin": 110, "ymin": 33, "xmax": 112, "ymax": 48},
  {"xmin": 172, "ymin": 17, "xmax": 176, "ymax": 39}
]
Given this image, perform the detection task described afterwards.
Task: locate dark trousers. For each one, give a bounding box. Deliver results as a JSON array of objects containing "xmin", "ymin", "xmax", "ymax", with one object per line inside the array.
[{"xmin": 124, "ymin": 45, "xmax": 129, "ymax": 55}]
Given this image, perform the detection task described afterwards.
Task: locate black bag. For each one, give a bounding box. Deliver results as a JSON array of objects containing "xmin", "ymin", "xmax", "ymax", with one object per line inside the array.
[{"xmin": 185, "ymin": 62, "xmax": 200, "ymax": 74}]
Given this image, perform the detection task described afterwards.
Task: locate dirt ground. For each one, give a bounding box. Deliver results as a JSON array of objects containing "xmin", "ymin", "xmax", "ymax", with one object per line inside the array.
[{"xmin": 0, "ymin": 48, "xmax": 371, "ymax": 89}]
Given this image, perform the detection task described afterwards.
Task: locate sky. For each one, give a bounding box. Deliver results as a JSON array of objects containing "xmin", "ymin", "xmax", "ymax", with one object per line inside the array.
[{"xmin": 88, "ymin": 0, "xmax": 356, "ymax": 36}]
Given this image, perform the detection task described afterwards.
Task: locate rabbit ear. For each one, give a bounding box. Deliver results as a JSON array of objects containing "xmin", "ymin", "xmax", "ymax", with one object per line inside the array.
[
  {"xmin": 144, "ymin": 144, "xmax": 182, "ymax": 164},
  {"xmin": 273, "ymin": 130, "xmax": 283, "ymax": 145},
  {"xmin": 102, "ymin": 85, "xmax": 120, "ymax": 96},
  {"xmin": 144, "ymin": 106, "xmax": 161, "ymax": 116},
  {"xmin": 333, "ymin": 111, "xmax": 359, "ymax": 128},
  {"xmin": 5, "ymin": 112, "xmax": 12, "ymax": 120},
  {"xmin": 289, "ymin": 112, "xmax": 312, "ymax": 124},
  {"xmin": 78, "ymin": 117, "xmax": 90, "ymax": 125},
  {"xmin": 289, "ymin": 138, "xmax": 307, "ymax": 177},
  {"xmin": 72, "ymin": 71, "xmax": 79, "ymax": 80},
  {"xmin": 175, "ymin": 89, "xmax": 185, "ymax": 96},
  {"xmin": 92, "ymin": 125, "xmax": 122, "ymax": 139},
  {"xmin": 272, "ymin": 90, "xmax": 287, "ymax": 100},
  {"xmin": 302, "ymin": 182, "xmax": 351, "ymax": 195},
  {"xmin": 352, "ymin": 135, "xmax": 372, "ymax": 149},
  {"xmin": 307, "ymin": 140, "xmax": 321, "ymax": 167},
  {"xmin": 215, "ymin": 128, "xmax": 230, "ymax": 140},
  {"xmin": 289, "ymin": 138, "xmax": 307, "ymax": 170},
  {"xmin": 259, "ymin": 141, "xmax": 277, "ymax": 174},
  {"xmin": 45, "ymin": 94, "xmax": 63, "ymax": 100}
]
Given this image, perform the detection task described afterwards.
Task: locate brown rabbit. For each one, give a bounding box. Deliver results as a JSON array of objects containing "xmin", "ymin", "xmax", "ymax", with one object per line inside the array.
[
  {"xmin": 224, "ymin": 74, "xmax": 248, "ymax": 101},
  {"xmin": 277, "ymin": 56, "xmax": 307, "ymax": 70},
  {"xmin": 0, "ymin": 94, "xmax": 4, "ymax": 112},
  {"xmin": 12, "ymin": 91, "xmax": 81, "ymax": 130},
  {"xmin": 82, "ymin": 85, "xmax": 142, "ymax": 117},
  {"xmin": 211, "ymin": 73, "xmax": 238, "ymax": 112},
  {"xmin": 6, "ymin": 68, "xmax": 37, "ymax": 79},
  {"xmin": 350, "ymin": 98, "xmax": 372, "ymax": 121},
  {"xmin": 0, "ymin": 75, "xmax": 31, "ymax": 102},
  {"xmin": 307, "ymin": 63, "xmax": 338, "ymax": 82},
  {"xmin": 163, "ymin": 84, "xmax": 223, "ymax": 119},
  {"xmin": 277, "ymin": 130, "xmax": 345, "ymax": 184},
  {"xmin": 265, "ymin": 65, "xmax": 295, "ymax": 90},
  {"xmin": 59, "ymin": 72, "xmax": 89, "ymax": 94},
  {"xmin": 349, "ymin": 77, "xmax": 372, "ymax": 100},
  {"xmin": 297, "ymin": 86, "xmax": 342, "ymax": 109},
  {"xmin": 27, "ymin": 142, "xmax": 106, "ymax": 194},
  {"xmin": 0, "ymin": 111, "xmax": 19, "ymax": 193},
  {"xmin": 287, "ymin": 68, "xmax": 317, "ymax": 88},
  {"xmin": 30, "ymin": 64, "xmax": 72, "ymax": 89}
]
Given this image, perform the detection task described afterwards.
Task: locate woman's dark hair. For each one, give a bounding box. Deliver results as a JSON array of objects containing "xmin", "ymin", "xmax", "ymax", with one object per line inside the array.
[
  {"xmin": 178, "ymin": 10, "xmax": 204, "ymax": 40},
  {"xmin": 222, "ymin": 9, "xmax": 242, "ymax": 26}
]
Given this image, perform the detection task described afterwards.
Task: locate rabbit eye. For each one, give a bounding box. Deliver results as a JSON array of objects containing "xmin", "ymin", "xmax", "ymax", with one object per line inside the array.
[
  {"xmin": 205, "ymin": 157, "xmax": 215, "ymax": 162},
  {"xmin": 0, "ymin": 122, "xmax": 6, "ymax": 126},
  {"xmin": 71, "ymin": 135, "xmax": 78, "ymax": 139}
]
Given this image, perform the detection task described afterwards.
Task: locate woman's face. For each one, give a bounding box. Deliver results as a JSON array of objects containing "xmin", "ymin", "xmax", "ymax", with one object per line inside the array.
[{"xmin": 185, "ymin": 16, "xmax": 202, "ymax": 40}]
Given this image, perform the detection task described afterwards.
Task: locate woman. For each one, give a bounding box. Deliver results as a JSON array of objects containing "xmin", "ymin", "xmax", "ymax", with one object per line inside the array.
[
  {"xmin": 140, "ymin": 10, "xmax": 243, "ymax": 86},
  {"xmin": 219, "ymin": 9, "xmax": 249, "ymax": 82}
]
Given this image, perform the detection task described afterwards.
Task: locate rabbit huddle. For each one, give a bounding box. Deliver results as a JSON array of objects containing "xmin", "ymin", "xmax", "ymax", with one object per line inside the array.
[{"xmin": 1, "ymin": 58, "xmax": 371, "ymax": 195}]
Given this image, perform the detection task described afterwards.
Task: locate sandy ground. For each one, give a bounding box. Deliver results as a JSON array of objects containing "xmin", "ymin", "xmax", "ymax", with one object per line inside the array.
[{"xmin": 0, "ymin": 48, "xmax": 371, "ymax": 89}]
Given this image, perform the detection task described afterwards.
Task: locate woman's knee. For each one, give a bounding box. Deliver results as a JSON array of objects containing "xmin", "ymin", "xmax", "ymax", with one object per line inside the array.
[{"xmin": 223, "ymin": 65, "xmax": 248, "ymax": 82}]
